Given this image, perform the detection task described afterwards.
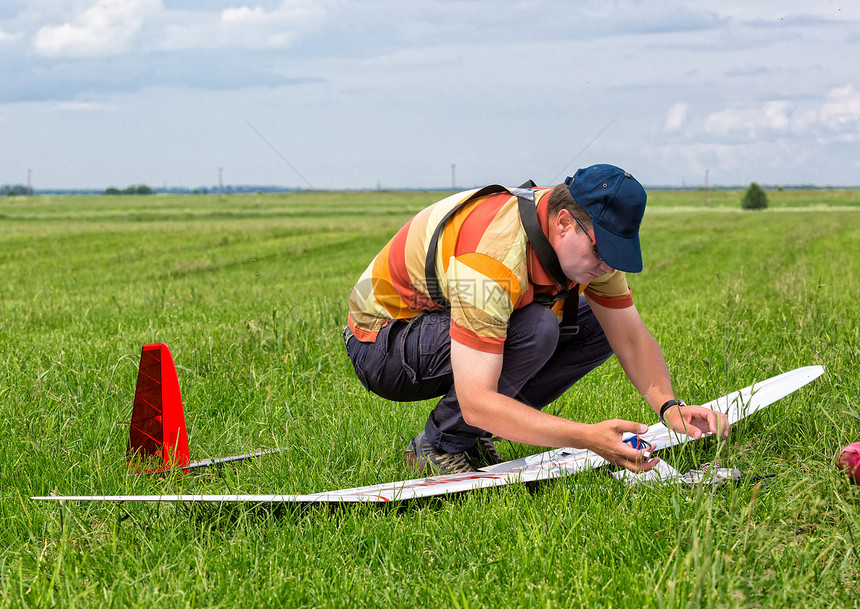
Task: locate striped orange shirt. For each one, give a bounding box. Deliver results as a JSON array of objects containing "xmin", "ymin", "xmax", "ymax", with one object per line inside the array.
[{"xmin": 348, "ymin": 187, "xmax": 633, "ymax": 354}]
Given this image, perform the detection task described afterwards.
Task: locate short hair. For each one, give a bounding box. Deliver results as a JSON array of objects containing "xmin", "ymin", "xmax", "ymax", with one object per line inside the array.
[{"xmin": 547, "ymin": 184, "xmax": 592, "ymax": 228}]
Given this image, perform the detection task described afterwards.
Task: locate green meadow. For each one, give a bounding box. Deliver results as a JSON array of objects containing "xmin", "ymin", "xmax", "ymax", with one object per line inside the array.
[{"xmin": 1, "ymin": 188, "xmax": 859, "ymax": 607}]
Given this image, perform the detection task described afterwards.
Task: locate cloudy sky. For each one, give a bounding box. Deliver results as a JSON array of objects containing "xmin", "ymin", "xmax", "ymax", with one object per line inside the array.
[{"xmin": 1, "ymin": 0, "xmax": 859, "ymax": 190}]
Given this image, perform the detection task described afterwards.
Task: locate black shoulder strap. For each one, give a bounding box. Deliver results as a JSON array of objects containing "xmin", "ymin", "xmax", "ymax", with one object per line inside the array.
[
  {"xmin": 511, "ymin": 187, "xmax": 568, "ymax": 298},
  {"xmin": 513, "ymin": 185, "xmax": 581, "ymax": 336},
  {"xmin": 424, "ymin": 182, "xmax": 580, "ymax": 336},
  {"xmin": 424, "ymin": 185, "xmax": 509, "ymax": 307}
]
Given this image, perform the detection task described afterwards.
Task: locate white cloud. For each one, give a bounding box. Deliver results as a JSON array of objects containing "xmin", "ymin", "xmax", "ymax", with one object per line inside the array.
[
  {"xmin": 32, "ymin": 0, "xmax": 162, "ymax": 57},
  {"xmin": 820, "ymin": 85, "xmax": 860, "ymax": 129},
  {"xmin": 160, "ymin": 0, "xmax": 327, "ymax": 50},
  {"xmin": 703, "ymin": 102, "xmax": 794, "ymax": 137},
  {"xmin": 220, "ymin": 1, "xmax": 324, "ymax": 47},
  {"xmin": 222, "ymin": 5, "xmax": 268, "ymax": 25},
  {"xmin": 0, "ymin": 28, "xmax": 23, "ymax": 44},
  {"xmin": 55, "ymin": 101, "xmax": 118, "ymax": 112},
  {"xmin": 701, "ymin": 87, "xmax": 860, "ymax": 143},
  {"xmin": 664, "ymin": 102, "xmax": 688, "ymax": 131},
  {"xmin": 762, "ymin": 101, "xmax": 791, "ymax": 130},
  {"xmin": 704, "ymin": 108, "xmax": 758, "ymax": 137}
]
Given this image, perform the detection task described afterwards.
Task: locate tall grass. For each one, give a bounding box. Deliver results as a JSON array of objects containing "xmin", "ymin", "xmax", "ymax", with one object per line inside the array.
[{"xmin": 1, "ymin": 190, "xmax": 858, "ymax": 607}]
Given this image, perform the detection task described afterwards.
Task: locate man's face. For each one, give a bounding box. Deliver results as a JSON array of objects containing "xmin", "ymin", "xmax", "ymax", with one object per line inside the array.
[{"xmin": 550, "ymin": 210, "xmax": 615, "ymax": 284}]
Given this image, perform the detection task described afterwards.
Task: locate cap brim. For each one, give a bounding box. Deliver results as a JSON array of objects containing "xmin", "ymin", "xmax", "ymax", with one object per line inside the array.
[{"xmin": 592, "ymin": 222, "xmax": 643, "ymax": 273}]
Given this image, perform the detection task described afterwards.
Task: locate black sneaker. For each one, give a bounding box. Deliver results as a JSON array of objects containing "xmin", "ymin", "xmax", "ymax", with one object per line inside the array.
[
  {"xmin": 467, "ymin": 436, "xmax": 502, "ymax": 468},
  {"xmin": 405, "ymin": 431, "xmax": 477, "ymax": 475}
]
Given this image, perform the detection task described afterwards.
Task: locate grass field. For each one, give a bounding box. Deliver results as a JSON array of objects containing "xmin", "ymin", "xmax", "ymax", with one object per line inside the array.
[{"xmin": 2, "ymin": 188, "xmax": 859, "ymax": 607}]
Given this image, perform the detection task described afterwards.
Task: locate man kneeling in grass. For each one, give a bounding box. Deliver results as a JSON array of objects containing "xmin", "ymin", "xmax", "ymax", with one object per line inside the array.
[{"xmin": 343, "ymin": 164, "xmax": 729, "ymax": 474}]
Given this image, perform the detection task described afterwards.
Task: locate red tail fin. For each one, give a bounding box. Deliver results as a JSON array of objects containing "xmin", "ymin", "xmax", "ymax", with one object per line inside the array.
[{"xmin": 127, "ymin": 343, "xmax": 190, "ymax": 471}]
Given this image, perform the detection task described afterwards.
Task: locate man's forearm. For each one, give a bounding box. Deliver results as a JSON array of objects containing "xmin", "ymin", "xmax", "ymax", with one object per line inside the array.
[
  {"xmin": 614, "ymin": 332, "xmax": 677, "ymax": 412},
  {"xmin": 451, "ymin": 339, "xmax": 656, "ymax": 471},
  {"xmin": 451, "ymin": 340, "xmax": 592, "ymax": 449},
  {"xmin": 588, "ymin": 299, "xmax": 677, "ymax": 413},
  {"xmin": 460, "ymin": 388, "xmax": 591, "ymax": 449},
  {"xmin": 458, "ymin": 385, "xmax": 653, "ymax": 470}
]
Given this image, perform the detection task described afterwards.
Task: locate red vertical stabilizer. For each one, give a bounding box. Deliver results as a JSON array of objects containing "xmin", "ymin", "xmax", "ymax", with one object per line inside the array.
[{"xmin": 127, "ymin": 343, "xmax": 190, "ymax": 471}]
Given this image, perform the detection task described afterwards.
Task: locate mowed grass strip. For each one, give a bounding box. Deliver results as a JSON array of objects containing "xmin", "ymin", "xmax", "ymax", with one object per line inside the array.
[{"xmin": 1, "ymin": 190, "xmax": 858, "ymax": 608}]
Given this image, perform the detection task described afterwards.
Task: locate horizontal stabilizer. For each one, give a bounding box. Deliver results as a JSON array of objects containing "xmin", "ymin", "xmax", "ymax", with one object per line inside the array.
[
  {"xmin": 182, "ymin": 448, "xmax": 284, "ymax": 470},
  {"xmin": 132, "ymin": 447, "xmax": 285, "ymax": 476}
]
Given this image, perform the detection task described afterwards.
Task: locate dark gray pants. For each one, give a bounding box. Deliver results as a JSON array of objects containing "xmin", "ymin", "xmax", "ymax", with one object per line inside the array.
[{"xmin": 344, "ymin": 297, "xmax": 613, "ymax": 453}]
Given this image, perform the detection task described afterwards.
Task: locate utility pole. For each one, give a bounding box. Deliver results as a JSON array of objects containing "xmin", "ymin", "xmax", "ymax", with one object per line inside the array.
[
  {"xmin": 451, "ymin": 164, "xmax": 456, "ymax": 193},
  {"xmin": 218, "ymin": 167, "xmax": 223, "ymax": 198},
  {"xmin": 27, "ymin": 169, "xmax": 31, "ymax": 198},
  {"xmin": 703, "ymin": 169, "xmax": 709, "ymax": 207}
]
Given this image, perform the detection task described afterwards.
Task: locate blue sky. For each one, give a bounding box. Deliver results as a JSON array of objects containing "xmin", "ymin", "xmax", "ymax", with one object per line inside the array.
[{"xmin": 1, "ymin": 0, "xmax": 859, "ymax": 190}]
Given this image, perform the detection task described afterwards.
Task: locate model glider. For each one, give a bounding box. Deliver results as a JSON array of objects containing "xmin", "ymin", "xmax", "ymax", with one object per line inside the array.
[
  {"xmin": 32, "ymin": 365, "xmax": 824, "ymax": 504},
  {"xmin": 126, "ymin": 343, "xmax": 280, "ymax": 474}
]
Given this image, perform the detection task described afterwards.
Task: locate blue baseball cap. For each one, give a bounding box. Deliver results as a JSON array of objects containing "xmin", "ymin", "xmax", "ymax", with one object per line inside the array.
[{"xmin": 564, "ymin": 164, "xmax": 647, "ymax": 273}]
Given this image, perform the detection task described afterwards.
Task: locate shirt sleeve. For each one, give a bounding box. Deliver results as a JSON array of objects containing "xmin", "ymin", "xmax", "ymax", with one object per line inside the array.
[{"xmin": 583, "ymin": 270, "xmax": 634, "ymax": 309}]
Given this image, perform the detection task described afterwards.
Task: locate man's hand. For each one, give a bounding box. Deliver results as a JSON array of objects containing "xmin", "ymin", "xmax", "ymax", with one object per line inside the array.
[
  {"xmin": 664, "ymin": 405, "xmax": 730, "ymax": 439},
  {"xmin": 584, "ymin": 419, "xmax": 658, "ymax": 473}
]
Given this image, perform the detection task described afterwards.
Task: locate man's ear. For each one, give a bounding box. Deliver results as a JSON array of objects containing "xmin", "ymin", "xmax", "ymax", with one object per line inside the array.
[{"xmin": 554, "ymin": 209, "xmax": 573, "ymax": 236}]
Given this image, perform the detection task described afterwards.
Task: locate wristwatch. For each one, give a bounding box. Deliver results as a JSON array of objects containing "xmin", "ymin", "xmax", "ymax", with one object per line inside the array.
[{"xmin": 659, "ymin": 399, "xmax": 686, "ymax": 426}]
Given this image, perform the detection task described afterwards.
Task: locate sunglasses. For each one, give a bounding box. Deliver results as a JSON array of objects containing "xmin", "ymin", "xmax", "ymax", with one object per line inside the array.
[{"xmin": 572, "ymin": 215, "xmax": 604, "ymax": 262}]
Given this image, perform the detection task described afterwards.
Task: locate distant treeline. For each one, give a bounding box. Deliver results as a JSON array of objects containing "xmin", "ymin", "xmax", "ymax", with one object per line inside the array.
[
  {"xmin": 103, "ymin": 184, "xmax": 285, "ymax": 195},
  {"xmin": 104, "ymin": 185, "xmax": 155, "ymax": 195},
  {"xmin": 1, "ymin": 184, "xmax": 28, "ymax": 196},
  {"xmin": 6, "ymin": 183, "xmax": 860, "ymax": 197}
]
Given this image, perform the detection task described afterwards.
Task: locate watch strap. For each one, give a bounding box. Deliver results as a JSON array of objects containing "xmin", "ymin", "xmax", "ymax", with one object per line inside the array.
[{"xmin": 659, "ymin": 399, "xmax": 687, "ymax": 426}]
